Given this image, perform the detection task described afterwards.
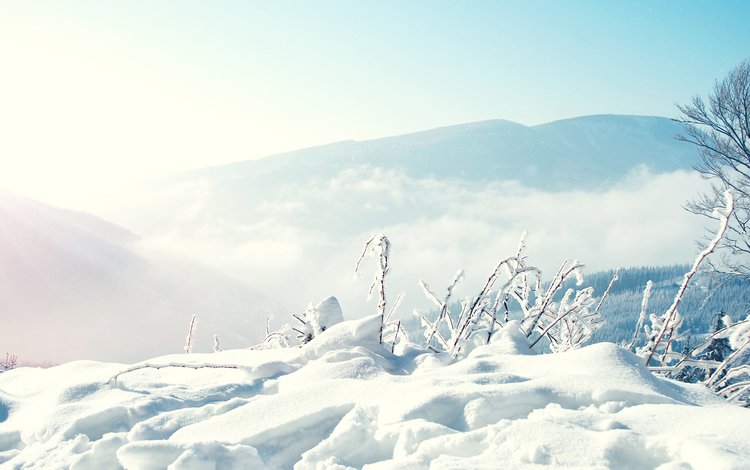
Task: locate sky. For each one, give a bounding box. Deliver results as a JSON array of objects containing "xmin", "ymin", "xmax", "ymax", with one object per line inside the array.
[{"xmin": 1, "ymin": 0, "xmax": 749, "ymax": 206}]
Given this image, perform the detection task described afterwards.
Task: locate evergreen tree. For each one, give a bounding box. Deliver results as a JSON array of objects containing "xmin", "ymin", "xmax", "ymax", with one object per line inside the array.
[
  {"xmin": 674, "ymin": 312, "xmax": 734, "ymax": 383},
  {"xmin": 702, "ymin": 312, "xmax": 733, "ymax": 365}
]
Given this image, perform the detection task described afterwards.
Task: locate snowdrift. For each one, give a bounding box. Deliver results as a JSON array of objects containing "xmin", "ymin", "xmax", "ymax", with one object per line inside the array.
[{"xmin": 1, "ymin": 315, "xmax": 749, "ymax": 469}]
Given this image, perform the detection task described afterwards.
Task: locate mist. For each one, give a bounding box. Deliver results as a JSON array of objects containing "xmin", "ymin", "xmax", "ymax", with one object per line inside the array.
[{"xmin": 126, "ymin": 166, "xmax": 709, "ymax": 324}]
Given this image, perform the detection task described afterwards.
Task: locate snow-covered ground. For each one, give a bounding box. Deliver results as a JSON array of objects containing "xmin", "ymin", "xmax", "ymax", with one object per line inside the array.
[{"xmin": 1, "ymin": 314, "xmax": 748, "ymax": 469}]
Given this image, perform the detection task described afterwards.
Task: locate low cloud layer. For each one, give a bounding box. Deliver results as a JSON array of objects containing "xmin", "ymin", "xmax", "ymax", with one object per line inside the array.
[{"xmin": 131, "ymin": 166, "xmax": 711, "ymax": 320}]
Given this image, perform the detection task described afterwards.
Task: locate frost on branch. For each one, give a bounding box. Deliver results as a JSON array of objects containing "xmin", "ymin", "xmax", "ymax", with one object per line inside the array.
[
  {"xmin": 627, "ymin": 280, "xmax": 653, "ymax": 352},
  {"xmin": 640, "ymin": 190, "xmax": 734, "ymax": 368},
  {"xmin": 413, "ymin": 232, "xmax": 608, "ymax": 358},
  {"xmin": 354, "ymin": 234, "xmax": 393, "ymax": 343},
  {"xmin": 414, "ymin": 269, "xmax": 463, "ymax": 352},
  {"xmin": 640, "ymin": 310, "xmax": 750, "ymax": 405},
  {"xmin": 524, "ymin": 261, "xmax": 613, "ymax": 353},
  {"xmin": 1, "ymin": 353, "xmax": 17, "ymax": 372},
  {"xmin": 381, "ymin": 291, "xmax": 407, "ymax": 353},
  {"xmin": 250, "ymin": 297, "xmax": 346, "ymax": 350},
  {"xmin": 293, "ymin": 296, "xmax": 345, "ymax": 344},
  {"xmin": 635, "ymin": 191, "xmax": 750, "ymax": 405},
  {"xmin": 184, "ymin": 314, "xmax": 198, "ymax": 354},
  {"xmin": 251, "ymin": 313, "xmax": 293, "ymax": 349},
  {"xmin": 638, "ymin": 310, "xmax": 686, "ymax": 368},
  {"xmin": 704, "ymin": 316, "xmax": 750, "ymax": 405}
]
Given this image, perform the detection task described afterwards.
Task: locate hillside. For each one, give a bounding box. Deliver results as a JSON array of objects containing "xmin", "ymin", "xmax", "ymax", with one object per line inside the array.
[
  {"xmin": 589, "ymin": 266, "xmax": 750, "ymax": 345},
  {"xmin": 0, "ymin": 191, "xmax": 281, "ymax": 364}
]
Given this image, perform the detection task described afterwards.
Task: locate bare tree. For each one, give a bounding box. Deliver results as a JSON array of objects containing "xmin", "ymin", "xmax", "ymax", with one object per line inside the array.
[{"xmin": 677, "ymin": 58, "xmax": 750, "ymax": 276}]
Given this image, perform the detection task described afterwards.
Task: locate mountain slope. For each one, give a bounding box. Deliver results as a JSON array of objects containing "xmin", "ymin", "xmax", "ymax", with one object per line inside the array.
[
  {"xmin": 0, "ymin": 191, "xmax": 281, "ymax": 364},
  {"xmin": 586, "ymin": 266, "xmax": 750, "ymax": 345},
  {"xmin": 183, "ymin": 114, "xmax": 697, "ymax": 191}
]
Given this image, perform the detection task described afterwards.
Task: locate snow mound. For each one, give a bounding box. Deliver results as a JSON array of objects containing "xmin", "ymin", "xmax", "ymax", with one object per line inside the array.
[{"xmin": 1, "ymin": 316, "xmax": 749, "ymax": 469}]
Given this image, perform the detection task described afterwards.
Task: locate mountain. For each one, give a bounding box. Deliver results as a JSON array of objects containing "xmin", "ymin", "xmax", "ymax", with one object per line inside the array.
[
  {"xmin": 104, "ymin": 114, "xmax": 708, "ymax": 322},
  {"xmin": 0, "ymin": 191, "xmax": 282, "ymax": 364},
  {"xmin": 128, "ymin": 114, "xmax": 702, "ymax": 240},
  {"xmin": 185, "ymin": 114, "xmax": 697, "ymax": 191}
]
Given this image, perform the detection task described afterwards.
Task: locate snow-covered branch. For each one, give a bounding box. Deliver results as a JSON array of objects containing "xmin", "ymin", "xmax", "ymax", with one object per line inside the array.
[
  {"xmin": 627, "ymin": 280, "xmax": 652, "ymax": 352},
  {"xmin": 643, "ymin": 190, "xmax": 734, "ymax": 366},
  {"xmin": 108, "ymin": 362, "xmax": 240, "ymax": 386},
  {"xmin": 355, "ymin": 234, "xmax": 392, "ymax": 343},
  {"xmin": 184, "ymin": 314, "xmax": 198, "ymax": 354}
]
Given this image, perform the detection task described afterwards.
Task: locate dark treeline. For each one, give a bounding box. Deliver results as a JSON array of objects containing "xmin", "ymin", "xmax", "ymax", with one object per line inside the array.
[
  {"xmin": 590, "ymin": 266, "xmax": 750, "ymax": 345},
  {"xmin": 401, "ymin": 265, "xmax": 750, "ymax": 350}
]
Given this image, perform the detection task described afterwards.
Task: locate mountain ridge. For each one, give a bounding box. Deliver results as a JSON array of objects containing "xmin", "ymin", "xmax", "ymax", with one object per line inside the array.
[{"xmin": 176, "ymin": 114, "xmax": 697, "ymax": 191}]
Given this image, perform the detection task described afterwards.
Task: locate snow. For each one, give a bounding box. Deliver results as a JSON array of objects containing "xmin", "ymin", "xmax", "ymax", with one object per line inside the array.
[{"xmin": 2, "ymin": 314, "xmax": 749, "ymax": 469}]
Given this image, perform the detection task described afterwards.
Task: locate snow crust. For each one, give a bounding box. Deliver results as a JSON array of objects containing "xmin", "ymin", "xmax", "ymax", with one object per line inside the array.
[{"xmin": 1, "ymin": 315, "xmax": 749, "ymax": 469}]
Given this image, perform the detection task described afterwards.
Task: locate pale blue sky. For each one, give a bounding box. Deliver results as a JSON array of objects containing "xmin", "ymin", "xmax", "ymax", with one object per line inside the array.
[{"xmin": 0, "ymin": 1, "xmax": 748, "ymax": 202}]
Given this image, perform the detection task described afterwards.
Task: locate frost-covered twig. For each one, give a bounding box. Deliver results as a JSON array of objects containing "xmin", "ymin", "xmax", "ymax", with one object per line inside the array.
[
  {"xmin": 485, "ymin": 236, "xmax": 530, "ymax": 344},
  {"xmin": 450, "ymin": 256, "xmax": 538, "ymax": 356},
  {"xmin": 524, "ymin": 259, "xmax": 584, "ymax": 337},
  {"xmin": 419, "ymin": 270, "xmax": 463, "ymax": 350},
  {"xmin": 213, "ymin": 335, "xmax": 222, "ymax": 353},
  {"xmin": 413, "ymin": 308, "xmax": 449, "ymax": 351},
  {"xmin": 258, "ymin": 296, "xmax": 345, "ymax": 349},
  {"xmin": 722, "ymin": 381, "xmax": 750, "ymax": 403},
  {"xmin": 382, "ymin": 293, "xmax": 406, "ymax": 352},
  {"xmin": 108, "ymin": 362, "xmax": 240, "ymax": 386},
  {"xmin": 594, "ymin": 269, "xmax": 619, "ymax": 316},
  {"xmin": 644, "ymin": 190, "xmax": 734, "ymax": 366},
  {"xmin": 355, "ymin": 234, "xmax": 392, "ymax": 343},
  {"xmin": 412, "ymin": 232, "xmax": 597, "ymax": 356},
  {"xmin": 712, "ymin": 364, "xmax": 750, "ymax": 391},
  {"xmin": 184, "ymin": 314, "xmax": 198, "ymax": 354},
  {"xmin": 658, "ymin": 315, "xmax": 685, "ymax": 366},
  {"xmin": 292, "ymin": 311, "xmax": 313, "ymax": 344},
  {"xmin": 253, "ymin": 331, "xmax": 291, "ymax": 349},
  {"xmin": 628, "ymin": 281, "xmax": 653, "ymax": 352},
  {"xmin": 385, "ymin": 291, "xmax": 405, "ymax": 326},
  {"xmin": 391, "ymin": 321, "xmax": 402, "ymax": 353},
  {"xmin": 566, "ymin": 269, "xmax": 618, "ymax": 348},
  {"xmin": 528, "ymin": 286, "xmax": 596, "ymax": 350},
  {"xmin": 672, "ymin": 318, "xmax": 750, "ymax": 373},
  {"xmin": 1, "ymin": 353, "xmax": 17, "ymax": 371}
]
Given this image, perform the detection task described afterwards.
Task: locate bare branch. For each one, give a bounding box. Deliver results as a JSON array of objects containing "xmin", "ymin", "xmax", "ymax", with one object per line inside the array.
[
  {"xmin": 644, "ymin": 191, "xmax": 734, "ymax": 366},
  {"xmin": 108, "ymin": 362, "xmax": 240, "ymax": 386}
]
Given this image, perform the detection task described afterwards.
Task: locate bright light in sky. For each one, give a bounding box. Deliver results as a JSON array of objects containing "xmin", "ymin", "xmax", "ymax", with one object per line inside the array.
[{"xmin": 1, "ymin": 0, "xmax": 749, "ymax": 207}]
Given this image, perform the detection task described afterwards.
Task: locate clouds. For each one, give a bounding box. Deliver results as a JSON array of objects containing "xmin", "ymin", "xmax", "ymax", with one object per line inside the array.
[{"xmin": 129, "ymin": 166, "xmax": 710, "ymax": 320}]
